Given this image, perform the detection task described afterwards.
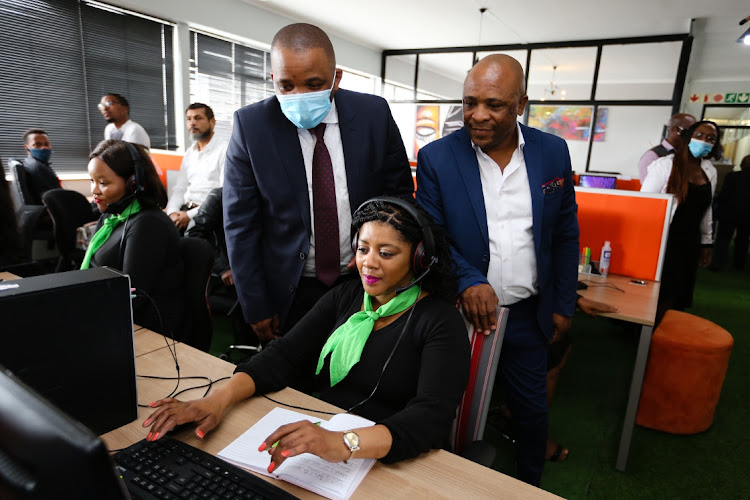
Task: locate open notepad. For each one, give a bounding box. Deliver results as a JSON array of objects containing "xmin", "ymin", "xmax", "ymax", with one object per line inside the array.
[{"xmin": 217, "ymin": 407, "xmax": 376, "ymax": 500}]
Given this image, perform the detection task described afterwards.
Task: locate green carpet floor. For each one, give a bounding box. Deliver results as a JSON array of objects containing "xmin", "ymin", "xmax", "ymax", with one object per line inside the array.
[{"xmin": 208, "ymin": 261, "xmax": 750, "ymax": 499}]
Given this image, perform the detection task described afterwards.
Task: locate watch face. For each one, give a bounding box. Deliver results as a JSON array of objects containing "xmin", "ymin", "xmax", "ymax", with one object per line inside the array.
[{"xmin": 344, "ymin": 431, "xmax": 360, "ymax": 448}]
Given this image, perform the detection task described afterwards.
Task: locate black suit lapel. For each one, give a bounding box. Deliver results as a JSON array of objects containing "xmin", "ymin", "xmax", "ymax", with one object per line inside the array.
[
  {"xmin": 272, "ymin": 97, "xmax": 311, "ymax": 235},
  {"xmin": 335, "ymin": 90, "xmax": 364, "ymax": 213}
]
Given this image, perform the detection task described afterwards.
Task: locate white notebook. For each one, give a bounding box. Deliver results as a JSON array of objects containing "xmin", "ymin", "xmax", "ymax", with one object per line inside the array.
[{"xmin": 218, "ymin": 407, "xmax": 375, "ymax": 500}]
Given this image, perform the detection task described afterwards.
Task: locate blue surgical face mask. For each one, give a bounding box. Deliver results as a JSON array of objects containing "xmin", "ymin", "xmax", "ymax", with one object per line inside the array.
[
  {"xmin": 688, "ymin": 139, "xmax": 713, "ymax": 158},
  {"xmin": 276, "ymin": 73, "xmax": 336, "ymax": 129},
  {"xmin": 29, "ymin": 148, "xmax": 52, "ymax": 163}
]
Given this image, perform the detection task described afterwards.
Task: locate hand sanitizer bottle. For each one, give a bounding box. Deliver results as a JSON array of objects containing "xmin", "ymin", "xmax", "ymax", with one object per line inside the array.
[{"xmin": 599, "ymin": 241, "xmax": 611, "ymax": 277}]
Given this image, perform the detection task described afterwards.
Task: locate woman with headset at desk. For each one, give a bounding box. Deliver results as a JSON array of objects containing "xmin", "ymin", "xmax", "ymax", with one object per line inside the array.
[
  {"xmin": 82, "ymin": 139, "xmax": 183, "ymax": 335},
  {"xmin": 144, "ymin": 197, "xmax": 470, "ymax": 467}
]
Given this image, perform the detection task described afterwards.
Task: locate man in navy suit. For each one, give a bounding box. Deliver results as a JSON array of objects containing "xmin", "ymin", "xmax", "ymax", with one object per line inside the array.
[
  {"xmin": 224, "ymin": 23, "xmax": 412, "ymax": 344},
  {"xmin": 416, "ymin": 55, "xmax": 579, "ymax": 486}
]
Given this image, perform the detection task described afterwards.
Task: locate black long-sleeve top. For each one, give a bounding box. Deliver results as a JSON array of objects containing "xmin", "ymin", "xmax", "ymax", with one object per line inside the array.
[
  {"xmin": 235, "ymin": 279, "xmax": 470, "ymax": 464},
  {"xmin": 91, "ymin": 207, "xmax": 184, "ymax": 334}
]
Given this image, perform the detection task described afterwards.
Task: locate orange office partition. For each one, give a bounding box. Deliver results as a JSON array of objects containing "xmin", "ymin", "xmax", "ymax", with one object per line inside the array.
[
  {"xmin": 149, "ymin": 150, "xmax": 184, "ymax": 188},
  {"xmin": 576, "ymin": 188, "xmax": 673, "ymax": 281}
]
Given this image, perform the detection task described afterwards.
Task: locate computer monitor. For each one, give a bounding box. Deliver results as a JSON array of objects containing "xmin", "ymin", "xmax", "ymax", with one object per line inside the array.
[
  {"xmin": 0, "ymin": 366, "xmax": 130, "ymax": 499},
  {"xmin": 0, "ymin": 267, "xmax": 137, "ymax": 435},
  {"xmin": 579, "ymin": 174, "xmax": 617, "ymax": 189}
]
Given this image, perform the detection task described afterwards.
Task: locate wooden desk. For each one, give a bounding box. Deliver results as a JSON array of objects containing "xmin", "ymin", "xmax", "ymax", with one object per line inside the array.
[
  {"xmin": 0, "ymin": 272, "xmax": 21, "ymax": 281},
  {"xmin": 103, "ymin": 334, "xmax": 561, "ymax": 499},
  {"xmin": 577, "ymin": 273, "xmax": 660, "ymax": 472}
]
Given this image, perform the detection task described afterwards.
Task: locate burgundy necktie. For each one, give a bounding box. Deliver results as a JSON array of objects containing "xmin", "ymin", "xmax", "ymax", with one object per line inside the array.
[{"xmin": 310, "ymin": 123, "xmax": 340, "ymax": 286}]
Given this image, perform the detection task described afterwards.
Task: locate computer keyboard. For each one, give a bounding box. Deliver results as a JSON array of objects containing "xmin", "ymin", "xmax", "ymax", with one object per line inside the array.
[{"xmin": 113, "ymin": 436, "xmax": 298, "ymax": 500}]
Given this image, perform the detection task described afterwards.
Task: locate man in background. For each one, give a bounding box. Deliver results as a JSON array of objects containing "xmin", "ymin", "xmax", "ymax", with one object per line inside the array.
[
  {"xmin": 223, "ymin": 23, "xmax": 412, "ymax": 344},
  {"xmin": 16, "ymin": 129, "xmax": 60, "ymax": 205},
  {"xmin": 166, "ymin": 103, "xmax": 227, "ymax": 232},
  {"xmin": 637, "ymin": 113, "xmax": 695, "ymax": 182},
  {"xmin": 416, "ymin": 54, "xmax": 579, "ymax": 486},
  {"xmin": 712, "ymin": 154, "xmax": 750, "ymax": 271},
  {"xmin": 99, "ymin": 93, "xmax": 151, "ymax": 148}
]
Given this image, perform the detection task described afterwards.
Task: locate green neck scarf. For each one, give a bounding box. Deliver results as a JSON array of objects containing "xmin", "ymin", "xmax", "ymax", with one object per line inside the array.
[
  {"xmin": 80, "ymin": 199, "xmax": 141, "ymax": 270},
  {"xmin": 316, "ymin": 285, "xmax": 420, "ymax": 387}
]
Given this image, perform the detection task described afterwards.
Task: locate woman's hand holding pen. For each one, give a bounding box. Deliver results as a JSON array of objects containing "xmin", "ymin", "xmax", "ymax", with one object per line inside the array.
[{"xmin": 258, "ymin": 421, "xmax": 348, "ymax": 473}]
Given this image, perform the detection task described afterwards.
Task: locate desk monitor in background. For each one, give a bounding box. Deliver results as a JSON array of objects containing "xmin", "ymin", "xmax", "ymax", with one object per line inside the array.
[
  {"xmin": 579, "ymin": 174, "xmax": 617, "ymax": 189},
  {"xmin": 0, "ymin": 267, "xmax": 137, "ymax": 435},
  {"xmin": 0, "ymin": 367, "xmax": 130, "ymax": 499}
]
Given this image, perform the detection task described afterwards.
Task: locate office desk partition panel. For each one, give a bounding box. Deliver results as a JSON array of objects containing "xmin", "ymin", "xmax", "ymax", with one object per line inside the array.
[{"xmin": 576, "ymin": 187, "xmax": 673, "ymax": 281}]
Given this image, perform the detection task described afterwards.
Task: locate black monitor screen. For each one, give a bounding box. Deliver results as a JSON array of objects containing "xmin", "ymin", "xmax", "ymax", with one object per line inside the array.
[
  {"xmin": 579, "ymin": 174, "xmax": 617, "ymax": 189},
  {"xmin": 0, "ymin": 367, "xmax": 130, "ymax": 499}
]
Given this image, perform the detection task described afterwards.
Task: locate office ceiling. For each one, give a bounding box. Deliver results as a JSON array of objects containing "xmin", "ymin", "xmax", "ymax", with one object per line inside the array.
[{"xmin": 239, "ymin": 0, "xmax": 750, "ymax": 84}]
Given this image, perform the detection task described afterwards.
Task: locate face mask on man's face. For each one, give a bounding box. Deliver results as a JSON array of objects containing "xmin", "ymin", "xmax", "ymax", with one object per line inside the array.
[
  {"xmin": 276, "ymin": 73, "xmax": 336, "ymax": 129},
  {"xmin": 29, "ymin": 148, "xmax": 52, "ymax": 163}
]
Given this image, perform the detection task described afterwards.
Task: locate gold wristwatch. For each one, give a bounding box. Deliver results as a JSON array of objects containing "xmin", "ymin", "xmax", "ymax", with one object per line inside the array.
[{"xmin": 342, "ymin": 430, "xmax": 360, "ymax": 463}]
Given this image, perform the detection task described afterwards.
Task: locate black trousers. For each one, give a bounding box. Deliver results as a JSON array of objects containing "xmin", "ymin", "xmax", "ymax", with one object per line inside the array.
[{"xmin": 281, "ymin": 273, "xmax": 358, "ymax": 335}]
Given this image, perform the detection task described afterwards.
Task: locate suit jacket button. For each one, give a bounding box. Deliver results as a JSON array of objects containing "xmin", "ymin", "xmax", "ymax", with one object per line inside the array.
[
  {"xmin": 482, "ymin": 255, "xmax": 489, "ymax": 263},
  {"xmin": 299, "ymin": 252, "xmax": 305, "ymax": 259},
  {"xmin": 288, "ymin": 285, "xmax": 294, "ymax": 292}
]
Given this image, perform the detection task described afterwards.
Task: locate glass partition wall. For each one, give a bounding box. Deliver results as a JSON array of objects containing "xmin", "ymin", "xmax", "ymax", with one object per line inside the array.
[{"xmin": 382, "ymin": 34, "xmax": 692, "ymax": 177}]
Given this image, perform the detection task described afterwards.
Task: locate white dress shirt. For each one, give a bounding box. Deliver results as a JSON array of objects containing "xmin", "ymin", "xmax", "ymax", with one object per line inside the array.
[
  {"xmin": 297, "ymin": 100, "xmax": 354, "ymax": 277},
  {"xmin": 104, "ymin": 119, "xmax": 151, "ymax": 149},
  {"xmin": 640, "ymin": 154, "xmax": 717, "ymax": 244},
  {"xmin": 474, "ymin": 123, "xmax": 538, "ymax": 305},
  {"xmin": 166, "ymin": 135, "xmax": 228, "ymax": 219}
]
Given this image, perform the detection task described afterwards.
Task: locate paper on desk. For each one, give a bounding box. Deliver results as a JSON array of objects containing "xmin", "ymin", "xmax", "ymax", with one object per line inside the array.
[{"xmin": 217, "ymin": 407, "xmax": 375, "ymax": 500}]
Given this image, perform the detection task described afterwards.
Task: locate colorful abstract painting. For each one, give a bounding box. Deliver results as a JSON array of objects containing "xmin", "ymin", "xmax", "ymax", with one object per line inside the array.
[{"xmin": 528, "ymin": 105, "xmax": 608, "ymax": 141}]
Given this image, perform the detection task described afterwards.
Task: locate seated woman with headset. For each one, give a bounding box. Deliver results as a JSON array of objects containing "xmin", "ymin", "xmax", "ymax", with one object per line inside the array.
[
  {"xmin": 82, "ymin": 139, "xmax": 183, "ymax": 335},
  {"xmin": 144, "ymin": 197, "xmax": 470, "ymax": 466}
]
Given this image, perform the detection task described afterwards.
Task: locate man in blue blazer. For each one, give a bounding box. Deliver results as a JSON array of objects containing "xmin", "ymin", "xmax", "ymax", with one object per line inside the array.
[
  {"xmin": 416, "ymin": 55, "xmax": 579, "ymax": 486},
  {"xmin": 224, "ymin": 24, "xmax": 412, "ymax": 344}
]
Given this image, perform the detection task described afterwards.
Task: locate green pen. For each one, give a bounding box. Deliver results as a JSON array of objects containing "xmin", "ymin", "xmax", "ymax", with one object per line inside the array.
[{"xmin": 271, "ymin": 421, "xmax": 321, "ymax": 449}]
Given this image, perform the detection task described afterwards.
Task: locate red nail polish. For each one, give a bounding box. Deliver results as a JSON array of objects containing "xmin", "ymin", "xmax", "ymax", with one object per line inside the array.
[
  {"xmin": 258, "ymin": 442, "xmax": 266, "ymax": 452},
  {"xmin": 148, "ymin": 401, "xmax": 157, "ymax": 407},
  {"xmin": 267, "ymin": 462, "xmax": 276, "ymax": 473},
  {"xmin": 197, "ymin": 429, "xmax": 205, "ymax": 439},
  {"xmin": 281, "ymin": 450, "xmax": 290, "ymax": 458},
  {"xmin": 147, "ymin": 432, "xmax": 153, "ymax": 441},
  {"xmin": 153, "ymin": 432, "xmax": 160, "ymax": 440},
  {"xmin": 143, "ymin": 419, "xmax": 151, "ymax": 426}
]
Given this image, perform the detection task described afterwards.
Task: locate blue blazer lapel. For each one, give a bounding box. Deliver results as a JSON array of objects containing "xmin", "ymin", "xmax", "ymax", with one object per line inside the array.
[
  {"xmin": 272, "ymin": 97, "xmax": 311, "ymax": 235},
  {"xmin": 520, "ymin": 124, "xmax": 543, "ymax": 254},
  {"xmin": 335, "ymin": 91, "xmax": 364, "ymax": 213},
  {"xmin": 452, "ymin": 128, "xmax": 489, "ymax": 246}
]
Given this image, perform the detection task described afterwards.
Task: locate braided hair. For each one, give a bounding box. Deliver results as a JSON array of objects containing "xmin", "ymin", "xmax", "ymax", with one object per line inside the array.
[{"xmin": 351, "ymin": 198, "xmax": 457, "ymax": 300}]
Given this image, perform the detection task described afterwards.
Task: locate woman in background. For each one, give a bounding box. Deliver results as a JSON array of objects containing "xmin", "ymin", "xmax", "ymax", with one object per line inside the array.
[
  {"xmin": 83, "ymin": 139, "xmax": 183, "ymax": 335},
  {"xmin": 641, "ymin": 120, "xmax": 721, "ymax": 324}
]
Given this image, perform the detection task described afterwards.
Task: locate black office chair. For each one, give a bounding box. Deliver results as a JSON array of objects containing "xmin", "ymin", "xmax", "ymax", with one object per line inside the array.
[
  {"xmin": 8, "ymin": 159, "xmax": 54, "ymax": 261},
  {"xmin": 42, "ymin": 189, "xmax": 98, "ymax": 272},
  {"xmin": 178, "ymin": 237, "xmax": 215, "ymax": 352}
]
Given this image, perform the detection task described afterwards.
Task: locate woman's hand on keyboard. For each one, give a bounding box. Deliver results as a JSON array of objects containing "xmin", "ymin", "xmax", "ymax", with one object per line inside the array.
[{"xmin": 142, "ymin": 395, "xmax": 228, "ymax": 441}]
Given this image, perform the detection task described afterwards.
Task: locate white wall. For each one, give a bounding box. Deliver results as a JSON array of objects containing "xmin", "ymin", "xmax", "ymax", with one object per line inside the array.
[{"xmin": 107, "ymin": 0, "xmax": 382, "ymax": 76}]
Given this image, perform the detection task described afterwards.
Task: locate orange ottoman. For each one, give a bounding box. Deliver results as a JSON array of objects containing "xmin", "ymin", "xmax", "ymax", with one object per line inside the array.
[{"xmin": 636, "ymin": 310, "xmax": 733, "ymax": 434}]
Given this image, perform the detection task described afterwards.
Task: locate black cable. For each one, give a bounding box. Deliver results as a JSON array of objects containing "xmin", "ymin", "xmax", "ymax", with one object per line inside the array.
[
  {"xmin": 262, "ymin": 394, "xmax": 339, "ymax": 416},
  {"xmin": 580, "ymin": 279, "xmax": 625, "ymax": 293}
]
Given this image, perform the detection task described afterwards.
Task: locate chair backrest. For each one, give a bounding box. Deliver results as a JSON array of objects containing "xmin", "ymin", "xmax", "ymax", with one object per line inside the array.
[
  {"xmin": 178, "ymin": 237, "xmax": 215, "ymax": 352},
  {"xmin": 9, "ymin": 159, "xmax": 34, "ymax": 207},
  {"xmin": 452, "ymin": 306, "xmax": 509, "ymax": 456},
  {"xmin": 42, "ymin": 189, "xmax": 97, "ymax": 266}
]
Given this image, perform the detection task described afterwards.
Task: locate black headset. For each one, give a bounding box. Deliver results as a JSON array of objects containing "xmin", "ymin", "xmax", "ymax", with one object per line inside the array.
[
  {"xmin": 104, "ymin": 141, "xmax": 145, "ymax": 214},
  {"xmin": 351, "ymin": 196, "xmax": 438, "ymax": 294}
]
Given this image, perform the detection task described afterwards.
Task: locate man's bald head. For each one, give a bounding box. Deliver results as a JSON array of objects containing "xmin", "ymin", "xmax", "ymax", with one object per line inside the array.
[
  {"xmin": 467, "ymin": 54, "xmax": 526, "ymax": 101},
  {"xmin": 271, "ymin": 23, "xmax": 336, "ymax": 73},
  {"xmin": 462, "ymin": 54, "xmax": 529, "ymax": 156},
  {"xmin": 666, "ymin": 113, "xmax": 696, "ymax": 148}
]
